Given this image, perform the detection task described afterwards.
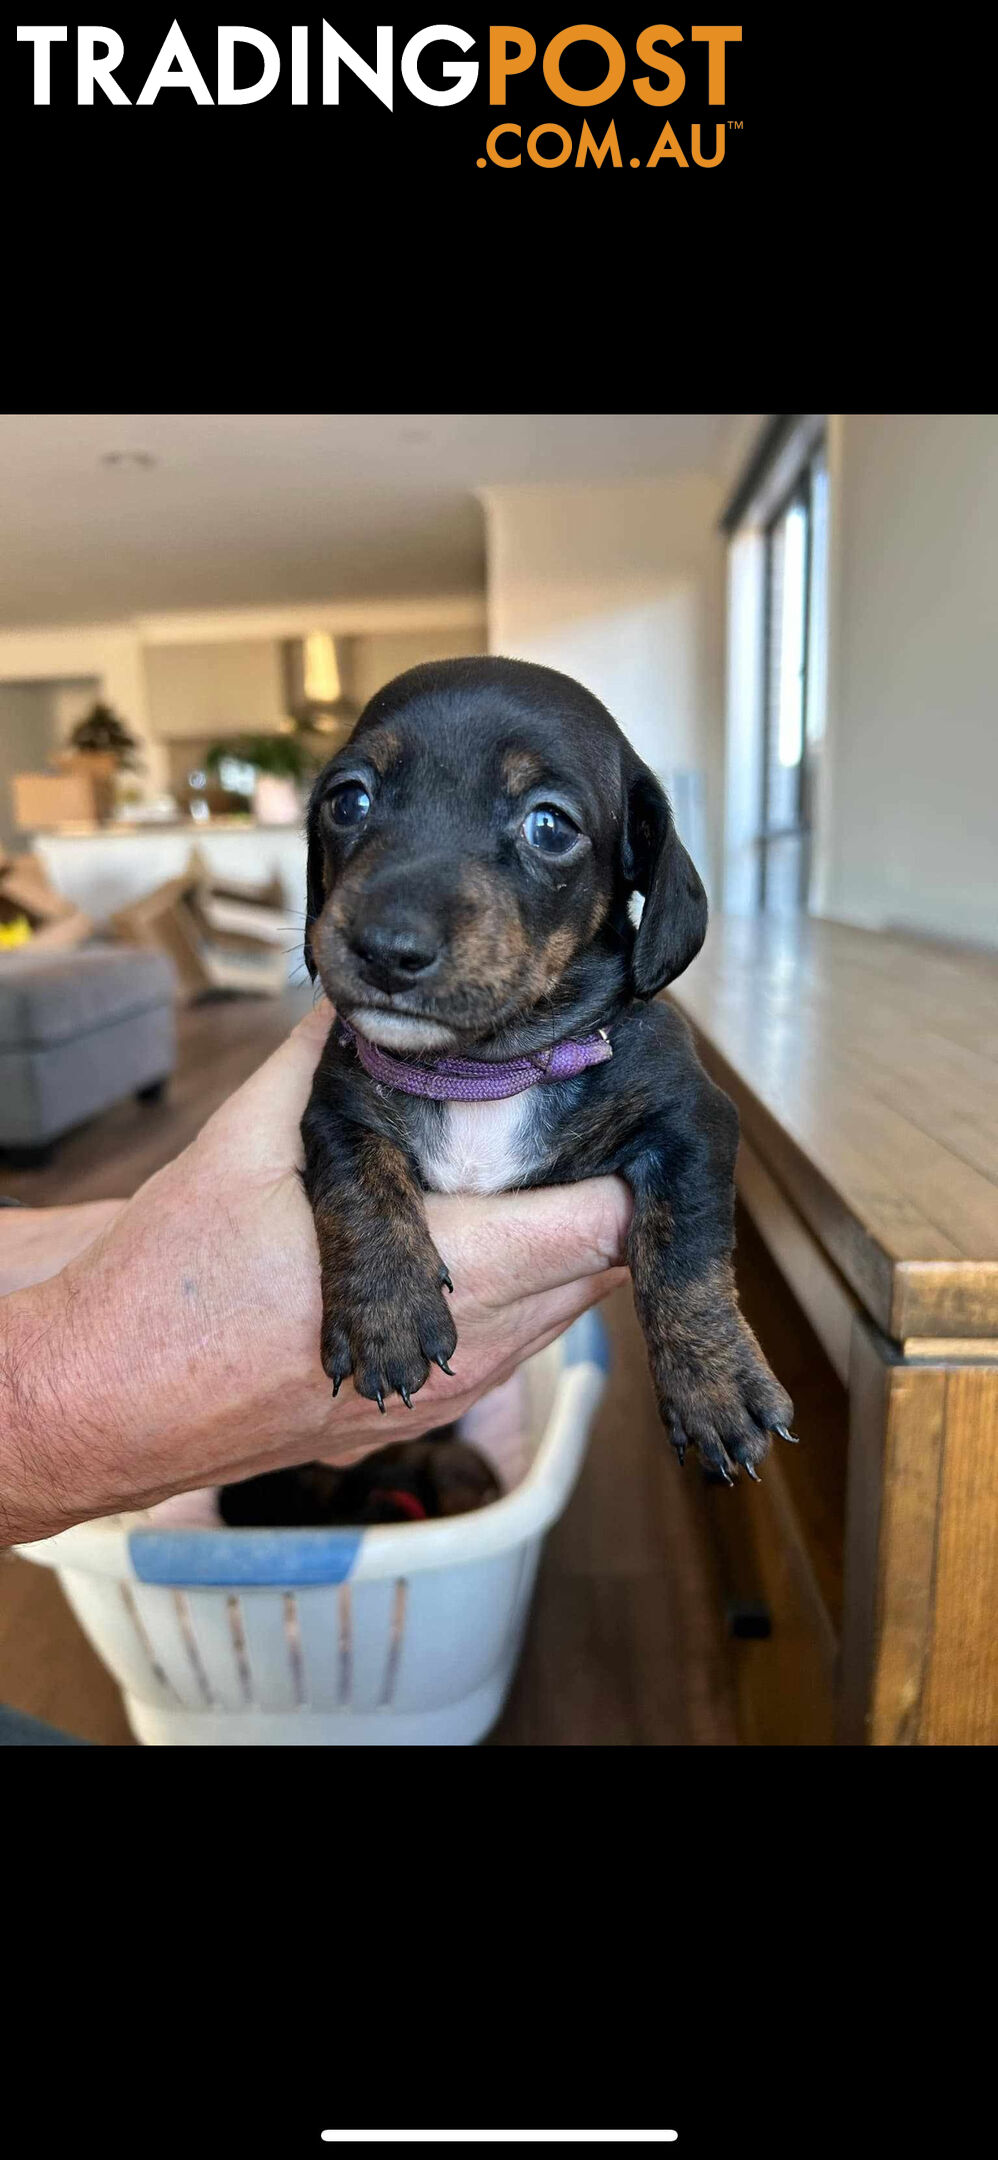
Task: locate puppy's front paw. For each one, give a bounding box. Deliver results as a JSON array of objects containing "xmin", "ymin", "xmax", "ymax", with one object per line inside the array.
[
  {"xmin": 321, "ymin": 1257, "xmax": 457, "ymax": 1412},
  {"xmin": 655, "ymin": 1314, "xmax": 795, "ymax": 1484}
]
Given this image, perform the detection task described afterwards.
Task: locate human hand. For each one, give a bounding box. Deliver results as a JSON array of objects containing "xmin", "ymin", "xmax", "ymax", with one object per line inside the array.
[{"xmin": 2, "ymin": 1003, "xmax": 631, "ymax": 1543}]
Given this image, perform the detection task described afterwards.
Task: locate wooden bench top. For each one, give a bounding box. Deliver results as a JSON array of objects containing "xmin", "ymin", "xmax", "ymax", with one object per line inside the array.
[{"xmin": 668, "ymin": 915, "xmax": 998, "ymax": 1345}]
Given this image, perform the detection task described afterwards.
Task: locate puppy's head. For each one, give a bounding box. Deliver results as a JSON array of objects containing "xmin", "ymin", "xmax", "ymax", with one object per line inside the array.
[{"xmin": 305, "ymin": 657, "xmax": 707, "ymax": 1051}]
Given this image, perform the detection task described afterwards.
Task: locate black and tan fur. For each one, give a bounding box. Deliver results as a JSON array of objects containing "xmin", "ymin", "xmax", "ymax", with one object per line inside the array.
[
  {"xmin": 228, "ymin": 656, "xmax": 794, "ymax": 1524},
  {"xmin": 219, "ymin": 1429, "xmax": 500, "ymax": 1528}
]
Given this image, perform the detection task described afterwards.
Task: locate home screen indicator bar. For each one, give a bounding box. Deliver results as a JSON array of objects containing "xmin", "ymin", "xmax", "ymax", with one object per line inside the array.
[{"xmin": 320, "ymin": 2135, "xmax": 679, "ymax": 2145}]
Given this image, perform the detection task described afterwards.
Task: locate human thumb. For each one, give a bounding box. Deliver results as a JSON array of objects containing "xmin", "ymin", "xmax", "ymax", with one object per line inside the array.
[{"xmin": 198, "ymin": 998, "xmax": 335, "ymax": 1174}]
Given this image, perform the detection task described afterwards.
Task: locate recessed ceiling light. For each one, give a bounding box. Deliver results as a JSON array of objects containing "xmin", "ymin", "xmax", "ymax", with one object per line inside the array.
[{"xmin": 100, "ymin": 450, "xmax": 157, "ymax": 469}]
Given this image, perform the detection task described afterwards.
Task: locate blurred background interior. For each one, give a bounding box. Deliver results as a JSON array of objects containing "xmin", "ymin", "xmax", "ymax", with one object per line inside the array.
[{"xmin": 2, "ymin": 413, "xmax": 996, "ymax": 1748}]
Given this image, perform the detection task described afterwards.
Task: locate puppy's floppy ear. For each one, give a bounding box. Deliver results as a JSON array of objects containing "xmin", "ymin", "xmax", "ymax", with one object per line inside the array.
[
  {"xmin": 621, "ymin": 764, "xmax": 708, "ymax": 997},
  {"xmin": 303, "ymin": 781, "xmax": 329, "ymax": 983}
]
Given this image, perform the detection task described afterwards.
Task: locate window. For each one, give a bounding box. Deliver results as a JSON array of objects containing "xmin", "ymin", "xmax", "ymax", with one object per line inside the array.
[
  {"xmin": 721, "ymin": 419, "xmax": 829, "ymax": 917},
  {"xmin": 758, "ymin": 446, "xmax": 827, "ymax": 911}
]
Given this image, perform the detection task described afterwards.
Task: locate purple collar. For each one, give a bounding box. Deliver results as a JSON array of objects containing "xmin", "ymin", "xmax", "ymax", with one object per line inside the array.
[{"xmin": 336, "ymin": 1018, "xmax": 612, "ymax": 1102}]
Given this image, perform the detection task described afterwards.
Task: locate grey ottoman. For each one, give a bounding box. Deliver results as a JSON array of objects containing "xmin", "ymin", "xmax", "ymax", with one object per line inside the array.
[{"xmin": 0, "ymin": 942, "xmax": 177, "ymax": 1161}]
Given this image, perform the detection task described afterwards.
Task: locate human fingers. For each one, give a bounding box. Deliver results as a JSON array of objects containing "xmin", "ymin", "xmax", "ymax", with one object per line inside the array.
[{"xmin": 425, "ymin": 1177, "xmax": 632, "ymax": 1306}]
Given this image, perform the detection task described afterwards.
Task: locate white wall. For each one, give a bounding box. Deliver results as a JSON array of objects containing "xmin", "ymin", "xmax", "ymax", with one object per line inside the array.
[
  {"xmin": 0, "ymin": 623, "xmax": 162, "ymax": 787},
  {"xmin": 0, "ymin": 675, "xmax": 102, "ymax": 847},
  {"xmin": 482, "ymin": 475, "xmax": 726, "ymax": 895},
  {"xmin": 819, "ymin": 413, "xmax": 998, "ymax": 945},
  {"xmin": 0, "ymin": 596, "xmax": 486, "ymax": 810},
  {"xmin": 353, "ymin": 623, "xmax": 486, "ymax": 707},
  {"xmin": 0, "ymin": 684, "xmax": 58, "ymax": 850},
  {"xmin": 145, "ymin": 639, "xmax": 285, "ymax": 740},
  {"xmin": 143, "ymin": 624, "xmax": 487, "ymax": 745}
]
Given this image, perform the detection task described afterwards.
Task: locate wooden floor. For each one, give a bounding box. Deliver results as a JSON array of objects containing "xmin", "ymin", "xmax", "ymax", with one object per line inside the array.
[
  {"xmin": 0, "ymin": 984, "xmax": 318, "ymax": 1209},
  {"xmin": 0, "ymin": 987, "xmax": 832, "ymax": 1747}
]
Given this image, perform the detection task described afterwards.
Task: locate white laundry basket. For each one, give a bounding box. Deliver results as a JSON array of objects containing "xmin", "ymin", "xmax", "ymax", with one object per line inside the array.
[{"xmin": 17, "ymin": 1311, "xmax": 609, "ymax": 1746}]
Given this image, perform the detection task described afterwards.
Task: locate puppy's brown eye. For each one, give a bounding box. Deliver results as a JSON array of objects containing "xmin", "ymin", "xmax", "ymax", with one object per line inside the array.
[
  {"xmin": 328, "ymin": 782, "xmax": 371, "ymax": 828},
  {"xmin": 522, "ymin": 804, "xmax": 580, "ymax": 856}
]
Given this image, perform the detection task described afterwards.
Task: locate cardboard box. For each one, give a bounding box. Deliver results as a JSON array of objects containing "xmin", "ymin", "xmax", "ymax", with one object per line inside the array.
[
  {"xmin": 0, "ymin": 849, "xmax": 49, "ymax": 892},
  {"xmin": 11, "ymin": 746, "xmax": 122, "ymax": 831},
  {"xmin": 0, "ymin": 849, "xmax": 92, "ymax": 952},
  {"xmin": 11, "ymin": 770, "xmax": 102, "ymax": 829},
  {"xmin": 52, "ymin": 750, "xmax": 118, "ymax": 779},
  {"xmin": 107, "ymin": 871, "xmax": 203, "ymax": 1000},
  {"xmin": 55, "ymin": 750, "xmax": 119, "ymax": 820},
  {"xmin": 189, "ymin": 929, "xmax": 288, "ymax": 996},
  {"xmin": 110, "ymin": 850, "xmax": 289, "ymax": 1000},
  {"xmin": 189, "ymin": 873, "xmax": 294, "ymax": 947}
]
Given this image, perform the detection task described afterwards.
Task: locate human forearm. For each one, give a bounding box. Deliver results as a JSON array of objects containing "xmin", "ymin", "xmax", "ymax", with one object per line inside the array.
[
  {"xmin": 0, "ymin": 1201, "xmax": 127, "ymax": 1295},
  {"xmin": 1, "ymin": 1235, "xmax": 334, "ymax": 1546},
  {"xmin": 0, "ymin": 1179, "xmax": 335, "ymax": 1545},
  {"xmin": 1, "ymin": 1268, "xmax": 106, "ymax": 1545}
]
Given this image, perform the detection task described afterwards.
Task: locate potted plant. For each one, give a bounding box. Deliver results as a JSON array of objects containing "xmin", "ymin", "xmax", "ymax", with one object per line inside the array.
[
  {"xmin": 205, "ymin": 733, "xmax": 316, "ymax": 825},
  {"xmin": 68, "ymin": 703, "xmax": 144, "ymax": 770},
  {"xmin": 57, "ymin": 702, "xmax": 145, "ymax": 820}
]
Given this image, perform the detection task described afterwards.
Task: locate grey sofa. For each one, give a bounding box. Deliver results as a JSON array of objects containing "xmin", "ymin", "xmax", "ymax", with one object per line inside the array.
[{"xmin": 0, "ymin": 942, "xmax": 177, "ymax": 1163}]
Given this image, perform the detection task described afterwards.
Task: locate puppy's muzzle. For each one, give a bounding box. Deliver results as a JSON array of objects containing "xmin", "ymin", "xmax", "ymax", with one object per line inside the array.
[{"xmin": 349, "ymin": 899, "xmax": 443, "ymax": 995}]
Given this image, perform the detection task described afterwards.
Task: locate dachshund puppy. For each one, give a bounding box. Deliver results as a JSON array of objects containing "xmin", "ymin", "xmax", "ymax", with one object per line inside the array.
[
  {"xmin": 219, "ymin": 1431, "xmax": 501, "ymax": 1527},
  {"xmin": 297, "ymin": 655, "xmax": 795, "ymax": 1488}
]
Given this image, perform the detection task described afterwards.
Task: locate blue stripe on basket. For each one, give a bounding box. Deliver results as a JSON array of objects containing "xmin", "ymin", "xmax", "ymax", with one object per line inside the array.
[
  {"xmin": 561, "ymin": 1308, "xmax": 611, "ymax": 1373},
  {"xmin": 129, "ymin": 1528, "xmax": 363, "ymax": 1587}
]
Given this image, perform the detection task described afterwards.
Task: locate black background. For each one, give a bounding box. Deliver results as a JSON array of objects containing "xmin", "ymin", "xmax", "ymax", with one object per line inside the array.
[
  {"xmin": 0, "ymin": 21, "xmax": 985, "ymax": 2149},
  {"xmin": 2, "ymin": 10, "xmax": 983, "ymax": 411},
  {"xmin": 5, "ymin": 1759, "xmax": 980, "ymax": 2156}
]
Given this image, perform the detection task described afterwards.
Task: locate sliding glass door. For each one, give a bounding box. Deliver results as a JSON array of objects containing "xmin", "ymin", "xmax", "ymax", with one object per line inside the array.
[{"xmin": 758, "ymin": 444, "xmax": 827, "ymax": 912}]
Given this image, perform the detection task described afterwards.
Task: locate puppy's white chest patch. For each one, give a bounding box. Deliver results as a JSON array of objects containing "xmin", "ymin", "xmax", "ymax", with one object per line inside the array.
[{"xmin": 419, "ymin": 1091, "xmax": 538, "ymax": 1195}]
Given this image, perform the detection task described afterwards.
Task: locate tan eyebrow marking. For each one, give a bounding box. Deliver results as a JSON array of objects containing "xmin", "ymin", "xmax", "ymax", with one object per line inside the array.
[
  {"xmin": 365, "ymin": 728, "xmax": 401, "ymax": 774},
  {"xmin": 502, "ymin": 747, "xmax": 544, "ymax": 793}
]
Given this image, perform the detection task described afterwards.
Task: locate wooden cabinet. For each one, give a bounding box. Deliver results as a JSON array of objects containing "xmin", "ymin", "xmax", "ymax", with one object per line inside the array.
[{"xmin": 670, "ymin": 915, "xmax": 998, "ymax": 1746}]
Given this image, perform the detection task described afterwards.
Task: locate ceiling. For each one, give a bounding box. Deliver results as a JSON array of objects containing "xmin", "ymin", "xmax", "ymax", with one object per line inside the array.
[{"xmin": 0, "ymin": 412, "xmax": 754, "ymax": 629}]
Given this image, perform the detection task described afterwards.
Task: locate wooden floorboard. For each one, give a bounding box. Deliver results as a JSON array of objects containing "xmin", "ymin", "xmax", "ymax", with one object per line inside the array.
[
  {"xmin": 489, "ymin": 1282, "xmax": 739, "ymax": 1747},
  {"xmin": 0, "ymin": 984, "xmax": 318, "ymax": 1207},
  {"xmin": 0, "ymin": 1556, "xmax": 136, "ymax": 1746}
]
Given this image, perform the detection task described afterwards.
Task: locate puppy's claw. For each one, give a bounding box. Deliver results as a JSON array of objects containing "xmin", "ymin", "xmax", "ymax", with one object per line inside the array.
[
  {"xmin": 331, "ymin": 1375, "xmax": 341, "ymax": 1399},
  {"xmin": 775, "ymin": 1424, "xmax": 799, "ymax": 1445},
  {"xmin": 439, "ymin": 1268, "xmax": 454, "ymax": 1295},
  {"xmin": 400, "ymin": 1385, "xmax": 413, "ymax": 1409},
  {"xmin": 374, "ymin": 1390, "xmax": 386, "ymax": 1415},
  {"xmin": 743, "ymin": 1460, "xmax": 762, "ymax": 1483},
  {"xmin": 434, "ymin": 1355, "xmax": 455, "ymax": 1376}
]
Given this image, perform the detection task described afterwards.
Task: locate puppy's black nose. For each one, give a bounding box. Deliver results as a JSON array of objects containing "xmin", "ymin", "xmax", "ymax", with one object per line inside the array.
[{"xmin": 350, "ymin": 912, "xmax": 441, "ymax": 991}]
